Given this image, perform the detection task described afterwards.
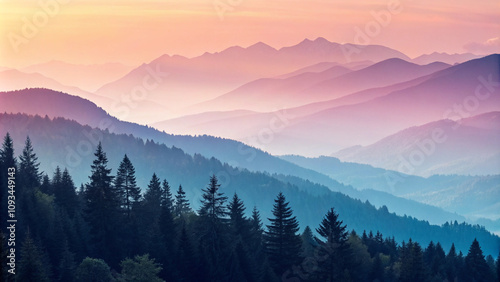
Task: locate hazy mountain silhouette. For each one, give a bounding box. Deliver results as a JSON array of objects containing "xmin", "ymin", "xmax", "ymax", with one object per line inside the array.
[
  {"xmin": 281, "ymin": 154, "xmax": 500, "ymax": 228},
  {"xmin": 0, "ymin": 69, "xmax": 111, "ymax": 106},
  {"xmin": 273, "ymin": 60, "xmax": 373, "ymax": 79},
  {"xmin": 193, "ymin": 58, "xmax": 449, "ymax": 113},
  {"xmin": 22, "ymin": 60, "xmax": 135, "ymax": 92},
  {"xmin": 1, "ymin": 88, "xmax": 492, "ymax": 228},
  {"xmin": 412, "ymin": 52, "xmax": 482, "ymax": 65},
  {"xmin": 332, "ymin": 111, "xmax": 500, "ymax": 176},
  {"xmin": 258, "ymin": 54, "xmax": 499, "ymax": 155},
  {"xmin": 2, "ymin": 112, "xmax": 499, "ymax": 256},
  {"xmin": 95, "ymin": 38, "xmax": 410, "ymax": 121}
]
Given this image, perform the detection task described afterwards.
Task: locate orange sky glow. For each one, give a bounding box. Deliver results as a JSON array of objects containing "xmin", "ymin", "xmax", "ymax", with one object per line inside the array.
[{"xmin": 0, "ymin": 0, "xmax": 499, "ymax": 68}]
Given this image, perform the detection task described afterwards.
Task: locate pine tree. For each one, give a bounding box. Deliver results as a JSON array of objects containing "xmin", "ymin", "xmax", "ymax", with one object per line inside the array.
[
  {"xmin": 114, "ymin": 155, "xmax": 140, "ymax": 218},
  {"xmin": 464, "ymin": 238, "xmax": 493, "ymax": 282},
  {"xmin": 228, "ymin": 193, "xmax": 251, "ymax": 240},
  {"xmin": 445, "ymin": 243, "xmax": 458, "ymax": 282},
  {"xmin": 158, "ymin": 179, "xmax": 177, "ymax": 281},
  {"xmin": 197, "ymin": 175, "xmax": 229, "ymax": 281},
  {"xmin": 174, "ymin": 185, "xmax": 191, "ymax": 217},
  {"xmin": 314, "ymin": 207, "xmax": 352, "ymax": 281},
  {"xmin": 486, "ymin": 255, "xmax": 496, "ymax": 281},
  {"xmin": 40, "ymin": 174, "xmax": 51, "ymax": 195},
  {"xmin": 399, "ymin": 239, "xmax": 428, "ymax": 282},
  {"xmin": 83, "ymin": 143, "xmax": 120, "ymax": 265},
  {"xmin": 228, "ymin": 194, "xmax": 257, "ymax": 282},
  {"xmin": 19, "ymin": 136, "xmax": 42, "ymax": 190},
  {"xmin": 142, "ymin": 173, "xmax": 164, "ymax": 261},
  {"xmin": 143, "ymin": 173, "xmax": 163, "ymax": 218},
  {"xmin": 264, "ymin": 192, "xmax": 302, "ymax": 277},
  {"xmin": 300, "ymin": 226, "xmax": 317, "ymax": 258},
  {"xmin": 161, "ymin": 179, "xmax": 174, "ymax": 213},
  {"xmin": 18, "ymin": 136, "xmax": 44, "ymax": 240},
  {"xmin": 17, "ymin": 231, "xmax": 50, "ymax": 282},
  {"xmin": 431, "ymin": 242, "xmax": 446, "ymax": 280},
  {"xmin": 53, "ymin": 168, "xmax": 79, "ymax": 217},
  {"xmin": 0, "ymin": 133, "xmax": 16, "ymax": 232}
]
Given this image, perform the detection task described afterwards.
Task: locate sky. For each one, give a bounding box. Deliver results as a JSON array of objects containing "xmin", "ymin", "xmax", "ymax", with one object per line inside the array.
[{"xmin": 0, "ymin": 0, "xmax": 499, "ymax": 68}]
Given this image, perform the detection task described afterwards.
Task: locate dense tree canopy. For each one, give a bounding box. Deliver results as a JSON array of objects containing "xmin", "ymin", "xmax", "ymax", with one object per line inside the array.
[{"xmin": 1, "ymin": 132, "xmax": 499, "ymax": 282}]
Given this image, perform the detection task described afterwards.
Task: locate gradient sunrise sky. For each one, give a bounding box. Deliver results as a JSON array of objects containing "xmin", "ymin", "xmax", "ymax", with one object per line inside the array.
[{"xmin": 1, "ymin": 0, "xmax": 499, "ymax": 68}]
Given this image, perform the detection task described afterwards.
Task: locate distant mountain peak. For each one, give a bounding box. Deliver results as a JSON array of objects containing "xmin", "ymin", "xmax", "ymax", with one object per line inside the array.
[
  {"xmin": 247, "ymin": 42, "xmax": 277, "ymax": 52},
  {"xmin": 313, "ymin": 37, "xmax": 330, "ymax": 43}
]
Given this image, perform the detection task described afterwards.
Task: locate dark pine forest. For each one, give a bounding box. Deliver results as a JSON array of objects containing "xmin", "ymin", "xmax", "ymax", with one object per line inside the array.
[{"xmin": 1, "ymin": 133, "xmax": 499, "ymax": 282}]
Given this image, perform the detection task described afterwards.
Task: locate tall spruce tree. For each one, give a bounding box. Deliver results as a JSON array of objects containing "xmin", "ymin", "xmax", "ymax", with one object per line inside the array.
[
  {"xmin": 445, "ymin": 243, "xmax": 458, "ymax": 282},
  {"xmin": 83, "ymin": 143, "xmax": 120, "ymax": 265},
  {"xmin": 174, "ymin": 185, "xmax": 191, "ymax": 217},
  {"xmin": 143, "ymin": 173, "xmax": 163, "ymax": 218},
  {"xmin": 18, "ymin": 136, "xmax": 43, "ymax": 239},
  {"xmin": 314, "ymin": 207, "xmax": 352, "ymax": 281},
  {"xmin": 114, "ymin": 154, "xmax": 140, "ymax": 218},
  {"xmin": 464, "ymin": 239, "xmax": 493, "ymax": 281},
  {"xmin": 53, "ymin": 168, "xmax": 79, "ymax": 217},
  {"xmin": 161, "ymin": 179, "xmax": 174, "ymax": 213},
  {"xmin": 142, "ymin": 173, "xmax": 165, "ymax": 261},
  {"xmin": 228, "ymin": 193, "xmax": 251, "ymax": 241},
  {"xmin": 0, "ymin": 133, "xmax": 16, "ymax": 231},
  {"xmin": 399, "ymin": 239, "xmax": 428, "ymax": 282},
  {"xmin": 158, "ymin": 180, "xmax": 177, "ymax": 281},
  {"xmin": 197, "ymin": 175, "xmax": 229, "ymax": 281},
  {"xmin": 228, "ymin": 193, "xmax": 257, "ymax": 282},
  {"xmin": 264, "ymin": 192, "xmax": 302, "ymax": 277},
  {"xmin": 19, "ymin": 136, "xmax": 42, "ymax": 190}
]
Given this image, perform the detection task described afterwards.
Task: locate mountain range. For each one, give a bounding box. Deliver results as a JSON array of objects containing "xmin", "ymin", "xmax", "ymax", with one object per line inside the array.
[
  {"xmin": 1, "ymin": 112, "xmax": 499, "ymax": 257},
  {"xmin": 332, "ymin": 111, "xmax": 500, "ymax": 176},
  {"xmin": 1, "ymin": 88, "xmax": 499, "ymax": 232},
  {"xmin": 151, "ymin": 55, "xmax": 500, "ymax": 160},
  {"xmin": 94, "ymin": 38, "xmax": 411, "ymax": 122},
  {"xmin": 2, "ymin": 38, "xmax": 498, "ymax": 256}
]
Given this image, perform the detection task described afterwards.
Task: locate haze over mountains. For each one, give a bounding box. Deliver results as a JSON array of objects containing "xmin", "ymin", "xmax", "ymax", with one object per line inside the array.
[
  {"xmin": 2, "ymin": 37, "xmax": 499, "ymax": 252},
  {"xmin": 1, "ymin": 88, "xmax": 499, "ymax": 233},
  {"xmin": 191, "ymin": 59, "xmax": 450, "ymax": 113},
  {"xmin": 333, "ymin": 112, "xmax": 500, "ymax": 176},
  {"xmin": 21, "ymin": 60, "xmax": 135, "ymax": 92},
  {"xmin": 151, "ymin": 54, "xmax": 500, "ymax": 159},
  {"xmin": 94, "ymin": 38, "xmax": 410, "ymax": 121},
  {"xmin": 2, "ymin": 111, "xmax": 500, "ymax": 257}
]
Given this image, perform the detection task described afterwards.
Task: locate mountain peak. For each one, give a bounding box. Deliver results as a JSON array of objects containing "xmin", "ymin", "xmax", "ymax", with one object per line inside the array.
[
  {"xmin": 313, "ymin": 37, "xmax": 330, "ymax": 43},
  {"xmin": 247, "ymin": 42, "xmax": 276, "ymax": 52}
]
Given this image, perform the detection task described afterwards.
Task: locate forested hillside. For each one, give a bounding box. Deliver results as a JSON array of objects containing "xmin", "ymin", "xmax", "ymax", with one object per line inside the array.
[
  {"xmin": 0, "ymin": 113, "xmax": 499, "ymax": 260},
  {"xmin": 0, "ymin": 130, "xmax": 499, "ymax": 281}
]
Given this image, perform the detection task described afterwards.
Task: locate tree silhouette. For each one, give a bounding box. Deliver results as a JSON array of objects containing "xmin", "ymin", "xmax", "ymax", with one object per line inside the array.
[
  {"xmin": 83, "ymin": 143, "xmax": 119, "ymax": 265},
  {"xmin": 265, "ymin": 192, "xmax": 302, "ymax": 276},
  {"xmin": 314, "ymin": 207, "xmax": 352, "ymax": 281},
  {"xmin": 114, "ymin": 154, "xmax": 140, "ymax": 218},
  {"xmin": 465, "ymin": 238, "xmax": 494, "ymax": 281},
  {"xmin": 174, "ymin": 185, "xmax": 191, "ymax": 217}
]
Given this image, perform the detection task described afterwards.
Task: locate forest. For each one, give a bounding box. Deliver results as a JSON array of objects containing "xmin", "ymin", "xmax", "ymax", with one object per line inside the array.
[{"xmin": 0, "ymin": 133, "xmax": 499, "ymax": 282}]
